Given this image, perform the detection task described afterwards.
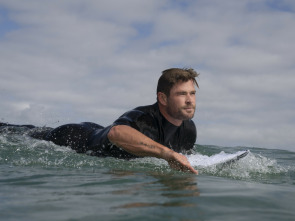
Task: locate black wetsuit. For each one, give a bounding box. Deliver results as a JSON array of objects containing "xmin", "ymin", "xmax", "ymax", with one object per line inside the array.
[{"xmin": 0, "ymin": 103, "xmax": 196, "ymax": 159}]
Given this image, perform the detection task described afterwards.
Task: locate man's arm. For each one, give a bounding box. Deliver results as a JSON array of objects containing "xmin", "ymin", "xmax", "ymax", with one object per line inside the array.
[{"xmin": 107, "ymin": 125, "xmax": 198, "ymax": 174}]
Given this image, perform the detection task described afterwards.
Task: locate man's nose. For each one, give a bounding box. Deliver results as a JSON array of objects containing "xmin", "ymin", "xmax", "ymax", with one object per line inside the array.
[{"xmin": 186, "ymin": 94, "xmax": 193, "ymax": 103}]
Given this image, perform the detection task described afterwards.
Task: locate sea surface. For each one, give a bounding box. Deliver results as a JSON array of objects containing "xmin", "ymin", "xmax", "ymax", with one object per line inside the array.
[{"xmin": 0, "ymin": 127, "xmax": 294, "ymax": 221}]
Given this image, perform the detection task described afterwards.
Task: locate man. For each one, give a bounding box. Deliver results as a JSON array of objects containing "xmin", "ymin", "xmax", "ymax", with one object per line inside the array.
[{"xmin": 0, "ymin": 68, "xmax": 199, "ymax": 174}]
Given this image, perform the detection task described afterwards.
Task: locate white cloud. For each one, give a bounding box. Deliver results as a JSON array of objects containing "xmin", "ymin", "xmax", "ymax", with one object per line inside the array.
[{"xmin": 0, "ymin": 0, "xmax": 294, "ymax": 151}]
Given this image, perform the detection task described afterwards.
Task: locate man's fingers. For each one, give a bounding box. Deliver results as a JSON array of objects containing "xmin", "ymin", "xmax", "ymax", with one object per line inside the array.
[
  {"xmin": 166, "ymin": 151, "xmax": 198, "ymax": 174},
  {"xmin": 179, "ymin": 163, "xmax": 198, "ymax": 175},
  {"xmin": 179, "ymin": 155, "xmax": 198, "ymax": 174},
  {"xmin": 168, "ymin": 159, "xmax": 198, "ymax": 175},
  {"xmin": 187, "ymin": 165, "xmax": 198, "ymax": 175}
]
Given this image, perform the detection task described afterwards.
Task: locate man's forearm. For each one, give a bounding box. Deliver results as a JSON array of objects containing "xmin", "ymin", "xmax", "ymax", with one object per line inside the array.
[
  {"xmin": 107, "ymin": 125, "xmax": 198, "ymax": 174},
  {"xmin": 107, "ymin": 125, "xmax": 172, "ymax": 159}
]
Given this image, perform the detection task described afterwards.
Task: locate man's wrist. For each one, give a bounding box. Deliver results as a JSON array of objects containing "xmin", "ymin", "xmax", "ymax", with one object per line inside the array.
[{"xmin": 161, "ymin": 148, "xmax": 175, "ymax": 162}]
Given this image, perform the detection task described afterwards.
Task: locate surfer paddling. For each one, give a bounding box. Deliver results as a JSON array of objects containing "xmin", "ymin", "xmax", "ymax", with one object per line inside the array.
[{"xmin": 1, "ymin": 68, "xmax": 199, "ymax": 174}]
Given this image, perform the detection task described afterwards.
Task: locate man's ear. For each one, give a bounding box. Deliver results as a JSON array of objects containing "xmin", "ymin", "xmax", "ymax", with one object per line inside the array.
[{"xmin": 157, "ymin": 92, "xmax": 167, "ymax": 106}]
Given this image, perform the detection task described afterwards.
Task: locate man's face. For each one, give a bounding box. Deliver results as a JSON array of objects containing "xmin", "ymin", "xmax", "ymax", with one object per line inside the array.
[{"xmin": 166, "ymin": 80, "xmax": 196, "ymax": 122}]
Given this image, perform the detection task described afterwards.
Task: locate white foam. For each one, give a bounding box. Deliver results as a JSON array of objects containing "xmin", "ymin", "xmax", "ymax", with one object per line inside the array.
[{"xmin": 187, "ymin": 151, "xmax": 248, "ymax": 167}]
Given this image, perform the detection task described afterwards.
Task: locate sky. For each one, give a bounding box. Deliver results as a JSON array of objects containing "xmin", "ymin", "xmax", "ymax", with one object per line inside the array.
[{"xmin": 0, "ymin": 0, "xmax": 294, "ymax": 151}]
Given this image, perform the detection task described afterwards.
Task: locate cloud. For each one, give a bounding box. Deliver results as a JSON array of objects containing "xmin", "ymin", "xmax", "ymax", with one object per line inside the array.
[{"xmin": 0, "ymin": 0, "xmax": 294, "ymax": 151}]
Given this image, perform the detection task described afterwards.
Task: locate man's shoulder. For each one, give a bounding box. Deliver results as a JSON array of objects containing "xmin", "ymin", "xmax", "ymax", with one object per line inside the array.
[
  {"xmin": 182, "ymin": 119, "xmax": 197, "ymax": 143},
  {"xmin": 114, "ymin": 103, "xmax": 159, "ymax": 125},
  {"xmin": 184, "ymin": 119, "xmax": 196, "ymax": 127},
  {"xmin": 183, "ymin": 119, "xmax": 196, "ymax": 131},
  {"xmin": 131, "ymin": 103, "xmax": 159, "ymax": 123},
  {"xmin": 133, "ymin": 103, "xmax": 158, "ymax": 113}
]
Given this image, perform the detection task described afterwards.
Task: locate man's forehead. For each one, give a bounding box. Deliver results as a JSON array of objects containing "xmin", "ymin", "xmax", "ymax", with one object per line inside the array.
[{"xmin": 171, "ymin": 80, "xmax": 196, "ymax": 91}]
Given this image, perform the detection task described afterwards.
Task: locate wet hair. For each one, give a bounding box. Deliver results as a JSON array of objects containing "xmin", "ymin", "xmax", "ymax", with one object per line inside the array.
[{"xmin": 157, "ymin": 68, "xmax": 199, "ymax": 97}]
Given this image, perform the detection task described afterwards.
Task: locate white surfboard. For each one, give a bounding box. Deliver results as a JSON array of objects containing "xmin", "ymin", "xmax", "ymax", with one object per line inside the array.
[{"xmin": 187, "ymin": 150, "xmax": 249, "ymax": 168}]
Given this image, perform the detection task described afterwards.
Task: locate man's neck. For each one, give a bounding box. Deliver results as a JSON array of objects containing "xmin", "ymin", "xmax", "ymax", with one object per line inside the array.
[{"xmin": 158, "ymin": 103, "xmax": 183, "ymax": 127}]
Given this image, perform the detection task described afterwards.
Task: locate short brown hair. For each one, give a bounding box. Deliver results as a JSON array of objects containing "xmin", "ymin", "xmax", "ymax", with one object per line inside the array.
[{"xmin": 157, "ymin": 68, "xmax": 199, "ymax": 97}]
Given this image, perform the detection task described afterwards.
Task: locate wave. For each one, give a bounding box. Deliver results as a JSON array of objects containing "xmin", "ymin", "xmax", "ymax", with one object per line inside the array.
[
  {"xmin": 0, "ymin": 132, "xmax": 294, "ymax": 184},
  {"xmin": 190, "ymin": 145, "xmax": 295, "ymax": 184}
]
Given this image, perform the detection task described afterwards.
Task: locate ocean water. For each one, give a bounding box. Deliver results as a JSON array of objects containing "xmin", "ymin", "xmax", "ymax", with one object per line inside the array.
[{"xmin": 0, "ymin": 128, "xmax": 294, "ymax": 221}]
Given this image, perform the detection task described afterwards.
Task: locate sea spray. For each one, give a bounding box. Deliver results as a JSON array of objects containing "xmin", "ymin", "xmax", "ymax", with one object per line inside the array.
[{"xmin": 0, "ymin": 131, "xmax": 294, "ymax": 184}]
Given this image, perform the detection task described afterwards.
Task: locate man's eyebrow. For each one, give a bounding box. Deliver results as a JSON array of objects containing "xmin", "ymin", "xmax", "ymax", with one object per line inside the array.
[
  {"xmin": 176, "ymin": 89, "xmax": 196, "ymax": 94},
  {"xmin": 176, "ymin": 91, "xmax": 189, "ymax": 95}
]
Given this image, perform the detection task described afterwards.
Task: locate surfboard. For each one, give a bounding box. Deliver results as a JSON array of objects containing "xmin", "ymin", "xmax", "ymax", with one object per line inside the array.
[{"xmin": 187, "ymin": 150, "xmax": 249, "ymax": 168}]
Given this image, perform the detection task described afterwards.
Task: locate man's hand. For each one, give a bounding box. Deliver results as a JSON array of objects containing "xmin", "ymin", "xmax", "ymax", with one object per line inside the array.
[{"xmin": 164, "ymin": 150, "xmax": 198, "ymax": 174}]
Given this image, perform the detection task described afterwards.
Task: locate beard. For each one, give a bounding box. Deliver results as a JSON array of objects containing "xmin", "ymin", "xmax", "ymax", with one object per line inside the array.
[{"xmin": 166, "ymin": 104, "xmax": 196, "ymax": 121}]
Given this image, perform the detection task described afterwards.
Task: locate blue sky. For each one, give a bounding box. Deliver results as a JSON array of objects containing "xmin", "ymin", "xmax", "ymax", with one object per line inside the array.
[{"xmin": 0, "ymin": 0, "xmax": 294, "ymax": 151}]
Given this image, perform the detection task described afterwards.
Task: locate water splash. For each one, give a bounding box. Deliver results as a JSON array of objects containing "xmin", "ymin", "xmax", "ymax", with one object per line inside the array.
[
  {"xmin": 1, "ymin": 132, "xmax": 293, "ymax": 184},
  {"xmin": 189, "ymin": 151, "xmax": 290, "ymax": 183}
]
